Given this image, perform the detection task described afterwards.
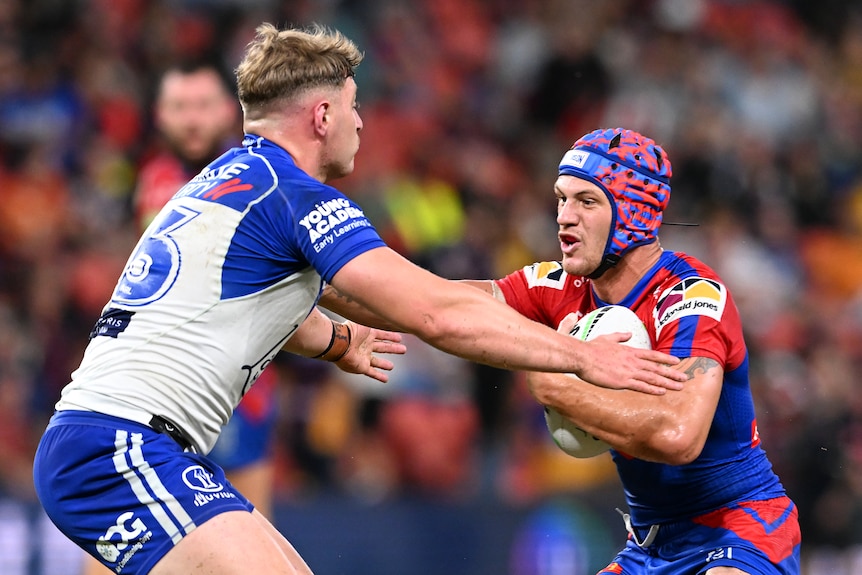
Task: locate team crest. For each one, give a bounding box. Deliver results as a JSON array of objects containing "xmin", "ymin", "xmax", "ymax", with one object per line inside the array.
[
  {"xmin": 654, "ymin": 277, "xmax": 726, "ymax": 335},
  {"xmin": 523, "ymin": 261, "xmax": 567, "ymax": 290}
]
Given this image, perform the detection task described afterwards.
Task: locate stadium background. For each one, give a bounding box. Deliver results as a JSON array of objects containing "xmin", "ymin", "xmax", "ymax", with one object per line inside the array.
[{"xmin": 1, "ymin": 0, "xmax": 860, "ymax": 573}]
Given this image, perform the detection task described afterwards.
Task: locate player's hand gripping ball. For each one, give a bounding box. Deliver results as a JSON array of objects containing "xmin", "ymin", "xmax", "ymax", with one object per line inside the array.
[{"xmin": 544, "ymin": 305, "xmax": 652, "ymax": 458}]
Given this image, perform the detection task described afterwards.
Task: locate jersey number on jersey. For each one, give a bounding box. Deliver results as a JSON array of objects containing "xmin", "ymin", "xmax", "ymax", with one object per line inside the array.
[{"xmin": 113, "ymin": 206, "xmax": 201, "ymax": 306}]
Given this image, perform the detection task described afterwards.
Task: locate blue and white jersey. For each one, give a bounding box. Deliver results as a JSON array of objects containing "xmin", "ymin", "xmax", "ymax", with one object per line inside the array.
[{"xmin": 56, "ymin": 135, "xmax": 386, "ymax": 454}]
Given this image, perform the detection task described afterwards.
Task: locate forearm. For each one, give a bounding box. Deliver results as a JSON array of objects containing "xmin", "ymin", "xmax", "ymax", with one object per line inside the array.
[
  {"xmin": 533, "ymin": 373, "xmax": 669, "ymax": 459},
  {"xmin": 329, "ymin": 248, "xmax": 685, "ymax": 394},
  {"xmin": 529, "ymin": 366, "xmax": 710, "ymax": 464},
  {"xmin": 320, "ymin": 279, "xmax": 504, "ymax": 331},
  {"xmin": 351, "ymin": 274, "xmax": 589, "ymax": 372},
  {"xmin": 282, "ymin": 307, "xmax": 350, "ymax": 360},
  {"xmin": 318, "ymin": 283, "xmax": 399, "ymax": 330}
]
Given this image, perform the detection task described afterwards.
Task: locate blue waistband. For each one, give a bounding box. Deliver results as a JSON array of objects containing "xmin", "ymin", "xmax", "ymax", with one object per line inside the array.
[
  {"xmin": 48, "ymin": 410, "xmax": 154, "ymax": 434},
  {"xmin": 625, "ymin": 496, "xmax": 795, "ymax": 548},
  {"xmin": 628, "ymin": 517, "xmax": 692, "ymax": 547}
]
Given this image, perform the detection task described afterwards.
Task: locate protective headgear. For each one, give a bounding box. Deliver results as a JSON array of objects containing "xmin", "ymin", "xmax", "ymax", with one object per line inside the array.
[{"xmin": 558, "ymin": 128, "xmax": 672, "ymax": 278}]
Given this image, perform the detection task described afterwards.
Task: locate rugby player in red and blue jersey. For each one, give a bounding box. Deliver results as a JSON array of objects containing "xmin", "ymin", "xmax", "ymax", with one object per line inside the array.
[{"xmin": 481, "ymin": 128, "xmax": 801, "ymax": 575}]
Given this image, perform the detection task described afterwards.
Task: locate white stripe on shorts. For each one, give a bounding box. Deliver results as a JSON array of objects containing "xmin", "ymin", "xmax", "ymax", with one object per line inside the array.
[{"xmin": 112, "ymin": 430, "xmax": 196, "ymax": 543}]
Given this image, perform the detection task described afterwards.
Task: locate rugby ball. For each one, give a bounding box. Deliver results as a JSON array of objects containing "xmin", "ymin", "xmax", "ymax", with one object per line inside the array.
[{"xmin": 544, "ymin": 305, "xmax": 652, "ymax": 458}]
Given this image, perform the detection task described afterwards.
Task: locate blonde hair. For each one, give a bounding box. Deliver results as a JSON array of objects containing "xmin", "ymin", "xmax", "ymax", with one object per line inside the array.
[{"xmin": 235, "ymin": 23, "xmax": 363, "ymax": 115}]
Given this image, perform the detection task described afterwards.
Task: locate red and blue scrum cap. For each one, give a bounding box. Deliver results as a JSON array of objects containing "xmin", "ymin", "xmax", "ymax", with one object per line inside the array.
[{"xmin": 558, "ymin": 128, "xmax": 672, "ymax": 276}]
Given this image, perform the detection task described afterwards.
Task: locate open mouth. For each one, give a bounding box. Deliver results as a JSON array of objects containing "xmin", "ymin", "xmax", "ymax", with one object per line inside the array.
[{"xmin": 559, "ymin": 232, "xmax": 580, "ymax": 253}]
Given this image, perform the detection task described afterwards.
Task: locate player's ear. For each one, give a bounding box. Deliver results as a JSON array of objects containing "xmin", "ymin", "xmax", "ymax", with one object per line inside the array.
[{"xmin": 312, "ymin": 100, "xmax": 330, "ymax": 136}]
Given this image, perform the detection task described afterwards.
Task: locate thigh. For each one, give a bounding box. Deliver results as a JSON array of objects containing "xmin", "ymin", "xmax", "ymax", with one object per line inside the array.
[
  {"xmin": 149, "ymin": 509, "xmax": 313, "ymax": 575},
  {"xmin": 253, "ymin": 509, "xmax": 314, "ymax": 575}
]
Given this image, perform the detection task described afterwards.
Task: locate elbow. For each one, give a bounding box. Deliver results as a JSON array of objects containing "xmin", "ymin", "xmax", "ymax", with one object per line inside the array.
[
  {"xmin": 649, "ymin": 425, "xmax": 706, "ymax": 466},
  {"xmin": 404, "ymin": 311, "xmax": 451, "ymax": 346}
]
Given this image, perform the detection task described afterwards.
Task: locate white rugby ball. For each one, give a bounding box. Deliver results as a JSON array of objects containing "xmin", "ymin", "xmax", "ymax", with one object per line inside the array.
[{"xmin": 544, "ymin": 305, "xmax": 652, "ymax": 458}]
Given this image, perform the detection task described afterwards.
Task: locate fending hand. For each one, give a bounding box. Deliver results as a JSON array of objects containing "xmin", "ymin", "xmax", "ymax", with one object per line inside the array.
[
  {"xmin": 578, "ymin": 333, "xmax": 686, "ymax": 395},
  {"xmin": 555, "ymin": 313, "xmax": 685, "ymax": 395},
  {"xmin": 333, "ymin": 321, "xmax": 406, "ymax": 382}
]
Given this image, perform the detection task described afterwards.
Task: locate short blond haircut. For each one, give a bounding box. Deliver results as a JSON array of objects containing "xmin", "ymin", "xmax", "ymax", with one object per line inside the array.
[{"xmin": 235, "ymin": 23, "xmax": 363, "ymax": 116}]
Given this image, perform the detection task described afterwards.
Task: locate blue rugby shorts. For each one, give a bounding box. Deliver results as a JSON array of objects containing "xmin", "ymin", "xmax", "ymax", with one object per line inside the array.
[{"xmin": 33, "ymin": 411, "xmax": 253, "ymax": 574}]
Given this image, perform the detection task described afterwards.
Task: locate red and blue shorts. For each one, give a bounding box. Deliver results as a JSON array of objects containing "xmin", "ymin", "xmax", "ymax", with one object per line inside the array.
[{"xmin": 599, "ymin": 497, "xmax": 801, "ymax": 575}]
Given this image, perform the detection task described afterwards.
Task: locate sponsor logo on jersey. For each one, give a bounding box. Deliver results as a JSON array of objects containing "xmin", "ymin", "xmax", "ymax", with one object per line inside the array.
[
  {"xmin": 653, "ymin": 277, "xmax": 726, "ymax": 335},
  {"xmin": 174, "ymin": 162, "xmax": 252, "ymax": 200},
  {"xmin": 96, "ymin": 511, "xmax": 152, "ymax": 571},
  {"xmin": 706, "ymin": 546, "xmax": 735, "ymax": 562},
  {"xmin": 241, "ymin": 333, "xmax": 292, "ymax": 395},
  {"xmin": 182, "ymin": 465, "xmax": 224, "ymax": 493},
  {"xmin": 598, "ymin": 562, "xmax": 623, "ymax": 574},
  {"xmin": 192, "ymin": 490, "xmax": 238, "ymax": 507},
  {"xmin": 523, "ymin": 261, "xmax": 567, "ymax": 290},
  {"xmin": 90, "ymin": 308, "xmax": 135, "ymax": 339},
  {"xmin": 299, "ymin": 198, "xmax": 372, "ymax": 250},
  {"xmin": 182, "ymin": 464, "xmax": 237, "ymax": 505}
]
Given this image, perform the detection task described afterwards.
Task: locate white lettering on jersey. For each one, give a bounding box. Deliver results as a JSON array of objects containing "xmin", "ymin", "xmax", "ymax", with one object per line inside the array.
[
  {"xmin": 653, "ymin": 277, "xmax": 726, "ymax": 336},
  {"xmin": 175, "ymin": 162, "xmax": 252, "ymax": 199},
  {"xmin": 97, "ymin": 512, "xmax": 150, "ymax": 564},
  {"xmin": 298, "ymin": 198, "xmax": 370, "ymax": 244}
]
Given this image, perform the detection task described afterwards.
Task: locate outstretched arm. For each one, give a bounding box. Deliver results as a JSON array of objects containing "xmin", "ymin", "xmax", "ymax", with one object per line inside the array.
[
  {"xmin": 318, "ymin": 283, "xmax": 399, "ymax": 330},
  {"xmin": 319, "ymin": 279, "xmax": 503, "ymax": 329},
  {"xmin": 329, "ymin": 247, "xmax": 686, "ymax": 394}
]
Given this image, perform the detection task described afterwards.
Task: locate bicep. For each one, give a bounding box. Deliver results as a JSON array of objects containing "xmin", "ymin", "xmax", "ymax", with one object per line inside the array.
[{"xmin": 668, "ymin": 356, "xmax": 724, "ymax": 442}]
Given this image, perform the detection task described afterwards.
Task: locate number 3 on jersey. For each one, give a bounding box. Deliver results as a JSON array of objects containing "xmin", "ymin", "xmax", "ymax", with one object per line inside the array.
[{"xmin": 113, "ymin": 206, "xmax": 200, "ymax": 306}]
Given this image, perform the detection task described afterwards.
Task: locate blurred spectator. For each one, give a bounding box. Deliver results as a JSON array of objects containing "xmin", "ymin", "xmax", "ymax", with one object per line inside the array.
[{"xmin": 2, "ymin": 1, "xmax": 862, "ymax": 572}]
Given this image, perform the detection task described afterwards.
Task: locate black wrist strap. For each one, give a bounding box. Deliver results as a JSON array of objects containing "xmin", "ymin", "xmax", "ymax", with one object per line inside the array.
[{"xmin": 312, "ymin": 321, "xmax": 352, "ymax": 361}]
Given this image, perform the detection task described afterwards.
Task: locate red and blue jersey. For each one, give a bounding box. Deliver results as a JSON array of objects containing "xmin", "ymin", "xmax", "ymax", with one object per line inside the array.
[{"xmin": 496, "ymin": 250, "xmax": 787, "ymax": 526}]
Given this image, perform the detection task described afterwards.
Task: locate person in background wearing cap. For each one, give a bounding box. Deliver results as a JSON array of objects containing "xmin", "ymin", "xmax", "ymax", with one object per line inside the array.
[
  {"xmin": 324, "ymin": 127, "xmax": 802, "ymax": 575},
  {"xmin": 33, "ymin": 24, "xmax": 687, "ymax": 575}
]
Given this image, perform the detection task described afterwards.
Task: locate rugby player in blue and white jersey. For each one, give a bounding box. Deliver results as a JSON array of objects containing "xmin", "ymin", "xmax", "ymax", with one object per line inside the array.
[{"xmin": 33, "ymin": 24, "xmax": 686, "ymax": 575}]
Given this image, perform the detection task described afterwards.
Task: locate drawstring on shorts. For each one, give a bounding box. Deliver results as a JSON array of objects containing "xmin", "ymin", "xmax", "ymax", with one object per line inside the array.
[{"xmin": 616, "ymin": 508, "xmax": 659, "ymax": 548}]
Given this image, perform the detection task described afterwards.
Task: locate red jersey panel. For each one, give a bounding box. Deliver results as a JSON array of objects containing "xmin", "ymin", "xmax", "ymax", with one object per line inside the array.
[{"xmin": 496, "ymin": 250, "xmax": 786, "ymax": 525}]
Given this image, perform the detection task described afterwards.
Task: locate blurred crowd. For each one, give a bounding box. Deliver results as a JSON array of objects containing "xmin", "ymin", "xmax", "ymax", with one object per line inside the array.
[{"xmin": 1, "ymin": 0, "xmax": 862, "ymax": 571}]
